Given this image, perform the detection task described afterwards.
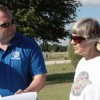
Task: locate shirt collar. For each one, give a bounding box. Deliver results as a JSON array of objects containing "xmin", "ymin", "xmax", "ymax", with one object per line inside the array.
[{"xmin": 9, "ymin": 32, "xmax": 22, "ymax": 46}]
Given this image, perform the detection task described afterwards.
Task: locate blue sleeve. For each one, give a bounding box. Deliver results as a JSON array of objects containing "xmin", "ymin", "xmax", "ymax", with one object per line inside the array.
[{"xmin": 30, "ymin": 41, "xmax": 47, "ymax": 76}]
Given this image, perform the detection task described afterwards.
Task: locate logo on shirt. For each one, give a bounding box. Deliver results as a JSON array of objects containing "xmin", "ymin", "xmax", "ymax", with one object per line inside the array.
[
  {"xmin": 11, "ymin": 51, "xmax": 21, "ymax": 60},
  {"xmin": 71, "ymin": 71, "xmax": 92, "ymax": 96}
]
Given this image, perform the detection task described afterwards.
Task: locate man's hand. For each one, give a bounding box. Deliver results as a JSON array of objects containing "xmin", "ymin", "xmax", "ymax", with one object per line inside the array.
[{"xmin": 15, "ymin": 89, "xmax": 23, "ymax": 94}]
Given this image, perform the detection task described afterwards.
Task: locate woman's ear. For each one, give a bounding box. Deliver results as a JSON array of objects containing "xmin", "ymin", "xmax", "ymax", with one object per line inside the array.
[{"xmin": 89, "ymin": 41, "xmax": 97, "ymax": 48}]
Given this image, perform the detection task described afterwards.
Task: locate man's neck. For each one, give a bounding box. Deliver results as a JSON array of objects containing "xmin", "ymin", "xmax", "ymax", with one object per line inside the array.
[{"xmin": 0, "ymin": 42, "xmax": 9, "ymax": 51}]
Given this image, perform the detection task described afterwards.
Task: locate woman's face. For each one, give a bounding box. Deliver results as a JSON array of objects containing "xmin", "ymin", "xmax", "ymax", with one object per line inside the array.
[{"xmin": 71, "ymin": 34, "xmax": 91, "ymax": 56}]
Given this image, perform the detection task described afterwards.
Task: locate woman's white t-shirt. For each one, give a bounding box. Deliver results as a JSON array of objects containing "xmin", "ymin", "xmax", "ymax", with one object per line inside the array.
[{"xmin": 69, "ymin": 56, "xmax": 100, "ymax": 100}]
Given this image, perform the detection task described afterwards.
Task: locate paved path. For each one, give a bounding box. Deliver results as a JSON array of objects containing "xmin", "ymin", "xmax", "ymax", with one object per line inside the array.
[{"xmin": 45, "ymin": 60, "xmax": 71, "ymax": 65}]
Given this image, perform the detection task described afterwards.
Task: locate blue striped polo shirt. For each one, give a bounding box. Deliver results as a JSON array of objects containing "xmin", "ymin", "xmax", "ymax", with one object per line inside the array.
[{"xmin": 0, "ymin": 32, "xmax": 47, "ymax": 96}]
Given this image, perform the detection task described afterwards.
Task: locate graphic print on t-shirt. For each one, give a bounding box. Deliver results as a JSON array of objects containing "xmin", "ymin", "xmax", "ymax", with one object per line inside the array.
[{"xmin": 71, "ymin": 71, "xmax": 92, "ymax": 96}]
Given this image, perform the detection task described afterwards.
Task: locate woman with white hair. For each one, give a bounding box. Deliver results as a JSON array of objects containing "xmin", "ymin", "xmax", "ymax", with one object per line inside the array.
[{"xmin": 69, "ymin": 18, "xmax": 100, "ymax": 100}]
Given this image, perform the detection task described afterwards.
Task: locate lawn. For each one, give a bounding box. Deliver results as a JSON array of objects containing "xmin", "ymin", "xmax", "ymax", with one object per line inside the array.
[{"xmin": 38, "ymin": 63, "xmax": 75, "ymax": 100}]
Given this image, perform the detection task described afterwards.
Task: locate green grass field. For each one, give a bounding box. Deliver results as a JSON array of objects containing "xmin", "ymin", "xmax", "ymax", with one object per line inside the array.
[{"xmin": 38, "ymin": 63, "xmax": 75, "ymax": 100}]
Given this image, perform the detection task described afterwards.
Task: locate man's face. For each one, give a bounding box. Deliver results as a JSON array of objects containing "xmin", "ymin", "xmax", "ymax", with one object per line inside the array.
[{"xmin": 0, "ymin": 11, "xmax": 16, "ymax": 43}]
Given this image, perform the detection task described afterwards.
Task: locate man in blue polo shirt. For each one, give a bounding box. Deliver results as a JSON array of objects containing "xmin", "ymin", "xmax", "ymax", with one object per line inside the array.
[{"xmin": 0, "ymin": 5, "xmax": 47, "ymax": 96}]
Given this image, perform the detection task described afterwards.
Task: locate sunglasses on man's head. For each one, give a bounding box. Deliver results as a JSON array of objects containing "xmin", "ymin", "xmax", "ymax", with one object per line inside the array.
[
  {"xmin": 0, "ymin": 19, "xmax": 15, "ymax": 28},
  {"xmin": 70, "ymin": 35, "xmax": 86, "ymax": 43}
]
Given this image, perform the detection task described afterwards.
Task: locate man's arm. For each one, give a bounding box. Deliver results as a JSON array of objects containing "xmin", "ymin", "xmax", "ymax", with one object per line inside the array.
[{"xmin": 15, "ymin": 73, "xmax": 46, "ymax": 94}]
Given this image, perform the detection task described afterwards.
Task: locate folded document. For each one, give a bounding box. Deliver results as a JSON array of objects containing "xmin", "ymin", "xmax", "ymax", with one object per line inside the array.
[{"xmin": 0, "ymin": 92, "xmax": 37, "ymax": 100}]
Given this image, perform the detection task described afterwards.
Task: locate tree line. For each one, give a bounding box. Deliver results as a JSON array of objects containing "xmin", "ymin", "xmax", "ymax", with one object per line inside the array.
[{"xmin": 40, "ymin": 43, "xmax": 67, "ymax": 52}]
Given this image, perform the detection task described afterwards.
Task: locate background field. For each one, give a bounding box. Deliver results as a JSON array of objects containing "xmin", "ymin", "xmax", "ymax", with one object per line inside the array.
[
  {"xmin": 38, "ymin": 63, "xmax": 75, "ymax": 100},
  {"xmin": 43, "ymin": 52, "xmax": 69, "ymax": 60}
]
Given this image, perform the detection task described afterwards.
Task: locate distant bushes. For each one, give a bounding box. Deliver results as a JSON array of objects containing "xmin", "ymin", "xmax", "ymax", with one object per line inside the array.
[{"xmin": 40, "ymin": 43, "xmax": 67, "ymax": 52}]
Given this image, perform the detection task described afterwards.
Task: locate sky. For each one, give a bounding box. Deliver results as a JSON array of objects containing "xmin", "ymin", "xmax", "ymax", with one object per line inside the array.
[{"xmin": 60, "ymin": 0, "xmax": 100, "ymax": 46}]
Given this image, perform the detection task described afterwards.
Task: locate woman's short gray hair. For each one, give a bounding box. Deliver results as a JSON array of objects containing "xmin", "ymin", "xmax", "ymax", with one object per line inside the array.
[{"xmin": 71, "ymin": 18, "xmax": 100, "ymax": 40}]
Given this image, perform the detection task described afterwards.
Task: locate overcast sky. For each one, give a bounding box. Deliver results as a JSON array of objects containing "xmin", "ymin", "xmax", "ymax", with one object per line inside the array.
[{"xmin": 78, "ymin": 0, "xmax": 100, "ymax": 6}]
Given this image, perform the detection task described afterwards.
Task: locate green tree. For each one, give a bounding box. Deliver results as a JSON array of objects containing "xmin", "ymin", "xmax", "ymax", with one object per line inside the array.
[
  {"xmin": 58, "ymin": 45, "xmax": 67, "ymax": 52},
  {"xmin": 0, "ymin": 0, "xmax": 81, "ymax": 43},
  {"xmin": 52, "ymin": 44, "xmax": 59, "ymax": 52},
  {"xmin": 40, "ymin": 42, "xmax": 49, "ymax": 52}
]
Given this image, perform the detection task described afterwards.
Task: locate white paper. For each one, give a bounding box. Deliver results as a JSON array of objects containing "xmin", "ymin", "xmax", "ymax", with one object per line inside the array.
[{"xmin": 0, "ymin": 92, "xmax": 37, "ymax": 100}]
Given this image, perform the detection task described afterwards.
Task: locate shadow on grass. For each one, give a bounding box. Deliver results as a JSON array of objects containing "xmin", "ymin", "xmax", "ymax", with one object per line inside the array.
[{"xmin": 46, "ymin": 72, "xmax": 75, "ymax": 84}]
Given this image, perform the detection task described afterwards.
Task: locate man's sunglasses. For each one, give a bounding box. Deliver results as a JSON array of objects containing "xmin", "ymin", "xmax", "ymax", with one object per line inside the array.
[
  {"xmin": 0, "ymin": 19, "xmax": 15, "ymax": 28},
  {"xmin": 70, "ymin": 35, "xmax": 86, "ymax": 43}
]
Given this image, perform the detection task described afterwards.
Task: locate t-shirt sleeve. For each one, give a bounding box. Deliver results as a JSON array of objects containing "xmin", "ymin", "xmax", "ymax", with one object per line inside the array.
[{"xmin": 29, "ymin": 41, "xmax": 47, "ymax": 76}]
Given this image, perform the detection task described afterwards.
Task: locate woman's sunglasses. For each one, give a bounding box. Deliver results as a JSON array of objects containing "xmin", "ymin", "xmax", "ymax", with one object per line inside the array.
[
  {"xmin": 0, "ymin": 19, "xmax": 15, "ymax": 28},
  {"xmin": 70, "ymin": 35, "xmax": 86, "ymax": 43}
]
